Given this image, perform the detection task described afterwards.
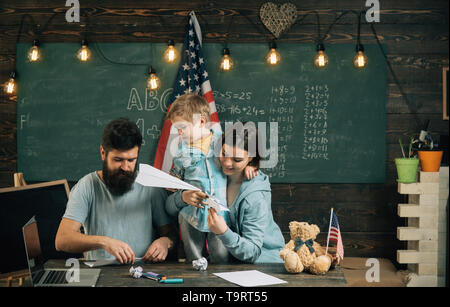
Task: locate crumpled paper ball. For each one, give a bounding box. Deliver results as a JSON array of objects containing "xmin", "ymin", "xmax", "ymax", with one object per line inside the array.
[
  {"xmin": 129, "ymin": 265, "xmax": 143, "ymax": 278},
  {"xmin": 192, "ymin": 257, "xmax": 208, "ymax": 271}
]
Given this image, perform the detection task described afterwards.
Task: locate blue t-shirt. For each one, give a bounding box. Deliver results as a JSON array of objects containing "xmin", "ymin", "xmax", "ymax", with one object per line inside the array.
[{"xmin": 63, "ymin": 172, "xmax": 173, "ymax": 260}]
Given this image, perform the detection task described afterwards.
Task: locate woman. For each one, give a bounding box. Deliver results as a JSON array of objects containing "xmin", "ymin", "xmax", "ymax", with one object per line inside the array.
[{"xmin": 208, "ymin": 124, "xmax": 285, "ymax": 263}]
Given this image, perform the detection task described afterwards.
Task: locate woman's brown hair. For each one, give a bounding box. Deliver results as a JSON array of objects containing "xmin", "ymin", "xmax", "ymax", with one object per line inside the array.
[{"xmin": 221, "ymin": 122, "xmax": 261, "ymax": 170}]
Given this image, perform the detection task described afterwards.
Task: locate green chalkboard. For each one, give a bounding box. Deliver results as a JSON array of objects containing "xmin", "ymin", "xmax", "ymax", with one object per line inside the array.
[{"xmin": 16, "ymin": 42, "xmax": 386, "ymax": 183}]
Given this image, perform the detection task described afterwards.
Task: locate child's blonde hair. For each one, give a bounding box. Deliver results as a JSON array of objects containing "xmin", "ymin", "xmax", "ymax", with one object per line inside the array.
[{"xmin": 166, "ymin": 93, "xmax": 210, "ymax": 123}]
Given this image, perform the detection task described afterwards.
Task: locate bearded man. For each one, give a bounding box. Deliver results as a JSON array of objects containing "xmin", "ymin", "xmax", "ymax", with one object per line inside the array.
[{"xmin": 55, "ymin": 118, "xmax": 176, "ymax": 263}]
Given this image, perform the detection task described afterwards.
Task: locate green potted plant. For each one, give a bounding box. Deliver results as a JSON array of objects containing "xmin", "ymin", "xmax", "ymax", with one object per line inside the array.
[{"xmin": 395, "ymin": 136, "xmax": 419, "ymax": 183}]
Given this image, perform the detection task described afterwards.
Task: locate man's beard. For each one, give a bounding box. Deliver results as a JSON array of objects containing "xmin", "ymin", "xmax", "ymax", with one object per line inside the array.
[{"xmin": 102, "ymin": 161, "xmax": 137, "ymax": 196}]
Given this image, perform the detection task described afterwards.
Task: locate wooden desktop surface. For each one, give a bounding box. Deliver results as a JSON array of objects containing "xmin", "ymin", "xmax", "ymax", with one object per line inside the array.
[{"xmin": 41, "ymin": 259, "xmax": 347, "ymax": 287}]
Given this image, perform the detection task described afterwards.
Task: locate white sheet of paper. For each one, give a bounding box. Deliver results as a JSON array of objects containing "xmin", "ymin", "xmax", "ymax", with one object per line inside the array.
[
  {"xmin": 84, "ymin": 258, "xmax": 143, "ymax": 268},
  {"xmin": 136, "ymin": 163, "xmax": 229, "ymax": 212},
  {"xmin": 213, "ymin": 270, "xmax": 287, "ymax": 287}
]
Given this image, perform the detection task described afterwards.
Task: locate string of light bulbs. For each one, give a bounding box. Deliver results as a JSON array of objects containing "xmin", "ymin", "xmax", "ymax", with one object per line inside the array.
[
  {"xmin": 4, "ymin": 11, "xmax": 165, "ymax": 95},
  {"xmin": 4, "ymin": 8, "xmax": 413, "ymax": 129},
  {"xmin": 7, "ymin": 10, "xmax": 369, "ymax": 94}
]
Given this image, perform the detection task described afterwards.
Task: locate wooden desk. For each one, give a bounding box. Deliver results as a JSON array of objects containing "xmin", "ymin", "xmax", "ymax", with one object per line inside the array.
[{"xmin": 41, "ymin": 259, "xmax": 347, "ymax": 287}]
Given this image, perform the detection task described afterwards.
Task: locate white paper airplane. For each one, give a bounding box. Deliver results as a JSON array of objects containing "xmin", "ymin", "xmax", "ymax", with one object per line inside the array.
[{"xmin": 136, "ymin": 163, "xmax": 229, "ymax": 212}]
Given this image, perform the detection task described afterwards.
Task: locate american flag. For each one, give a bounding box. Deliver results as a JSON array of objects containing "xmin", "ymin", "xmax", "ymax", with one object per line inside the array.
[
  {"xmin": 154, "ymin": 11, "xmax": 220, "ymax": 171},
  {"xmin": 326, "ymin": 209, "xmax": 344, "ymax": 260}
]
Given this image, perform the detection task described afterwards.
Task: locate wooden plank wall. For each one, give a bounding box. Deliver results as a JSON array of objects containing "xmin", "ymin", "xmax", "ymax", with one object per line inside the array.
[{"xmin": 0, "ymin": 0, "xmax": 448, "ymax": 264}]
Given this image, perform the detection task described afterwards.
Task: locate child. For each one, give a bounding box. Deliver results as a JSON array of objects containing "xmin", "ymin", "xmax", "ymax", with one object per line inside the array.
[{"xmin": 164, "ymin": 93, "xmax": 255, "ymax": 263}]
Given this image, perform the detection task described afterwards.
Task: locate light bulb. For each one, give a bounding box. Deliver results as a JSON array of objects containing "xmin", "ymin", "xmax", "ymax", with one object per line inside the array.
[
  {"xmin": 353, "ymin": 45, "xmax": 368, "ymax": 69},
  {"xmin": 220, "ymin": 48, "xmax": 234, "ymax": 71},
  {"xmin": 77, "ymin": 40, "xmax": 91, "ymax": 62},
  {"xmin": 6, "ymin": 78, "xmax": 15, "ymax": 94},
  {"xmin": 164, "ymin": 40, "xmax": 177, "ymax": 63},
  {"xmin": 27, "ymin": 40, "xmax": 41, "ymax": 62},
  {"xmin": 314, "ymin": 44, "xmax": 328, "ymax": 68},
  {"xmin": 147, "ymin": 67, "xmax": 161, "ymax": 90},
  {"xmin": 5, "ymin": 72, "xmax": 16, "ymax": 95},
  {"xmin": 266, "ymin": 42, "xmax": 280, "ymax": 65},
  {"xmin": 267, "ymin": 48, "xmax": 280, "ymax": 65}
]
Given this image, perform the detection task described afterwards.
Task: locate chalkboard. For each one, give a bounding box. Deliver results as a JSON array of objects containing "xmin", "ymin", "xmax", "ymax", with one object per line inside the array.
[
  {"xmin": 16, "ymin": 42, "xmax": 386, "ymax": 183},
  {"xmin": 0, "ymin": 180, "xmax": 82, "ymax": 273}
]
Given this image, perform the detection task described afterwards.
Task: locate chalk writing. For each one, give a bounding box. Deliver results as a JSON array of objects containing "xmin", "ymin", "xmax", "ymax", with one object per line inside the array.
[
  {"xmin": 135, "ymin": 118, "xmax": 161, "ymax": 146},
  {"xmin": 263, "ymin": 85, "xmax": 298, "ymax": 178},
  {"xmin": 302, "ymin": 84, "xmax": 329, "ymax": 160},
  {"xmin": 126, "ymin": 88, "xmax": 173, "ymax": 113},
  {"xmin": 213, "ymin": 90, "xmax": 252, "ymax": 101}
]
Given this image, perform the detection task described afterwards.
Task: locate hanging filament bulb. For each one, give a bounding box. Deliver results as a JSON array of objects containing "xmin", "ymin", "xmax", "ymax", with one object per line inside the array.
[
  {"xmin": 163, "ymin": 40, "xmax": 177, "ymax": 63},
  {"xmin": 5, "ymin": 71, "xmax": 17, "ymax": 95},
  {"xmin": 220, "ymin": 48, "xmax": 234, "ymax": 71},
  {"xmin": 147, "ymin": 66, "xmax": 161, "ymax": 90},
  {"xmin": 27, "ymin": 39, "xmax": 41, "ymax": 62},
  {"xmin": 266, "ymin": 41, "xmax": 280, "ymax": 65},
  {"xmin": 353, "ymin": 44, "xmax": 368, "ymax": 69},
  {"xmin": 314, "ymin": 43, "xmax": 328, "ymax": 68},
  {"xmin": 77, "ymin": 40, "xmax": 91, "ymax": 62}
]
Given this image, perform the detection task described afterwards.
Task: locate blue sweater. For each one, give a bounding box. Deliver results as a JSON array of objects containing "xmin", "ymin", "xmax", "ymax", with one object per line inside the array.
[{"xmin": 217, "ymin": 171, "xmax": 285, "ymax": 263}]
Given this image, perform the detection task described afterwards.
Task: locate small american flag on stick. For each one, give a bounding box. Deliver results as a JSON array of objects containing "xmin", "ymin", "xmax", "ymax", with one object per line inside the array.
[{"xmin": 325, "ymin": 208, "xmax": 344, "ymax": 260}]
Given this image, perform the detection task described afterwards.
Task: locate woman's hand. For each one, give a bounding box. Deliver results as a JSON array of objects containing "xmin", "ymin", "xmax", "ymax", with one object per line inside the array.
[
  {"xmin": 207, "ymin": 208, "xmax": 228, "ymax": 235},
  {"xmin": 181, "ymin": 190, "xmax": 209, "ymax": 208}
]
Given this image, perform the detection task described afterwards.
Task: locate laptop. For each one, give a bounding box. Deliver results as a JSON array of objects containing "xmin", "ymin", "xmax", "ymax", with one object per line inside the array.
[{"xmin": 22, "ymin": 216, "xmax": 101, "ymax": 287}]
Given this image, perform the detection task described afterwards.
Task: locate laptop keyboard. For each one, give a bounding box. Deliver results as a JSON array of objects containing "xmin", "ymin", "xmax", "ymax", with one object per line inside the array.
[
  {"xmin": 43, "ymin": 270, "xmax": 68, "ymax": 284},
  {"xmin": 33, "ymin": 270, "xmax": 45, "ymax": 284}
]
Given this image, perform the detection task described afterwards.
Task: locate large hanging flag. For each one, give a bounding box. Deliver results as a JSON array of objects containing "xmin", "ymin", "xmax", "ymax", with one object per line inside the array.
[{"xmin": 154, "ymin": 11, "xmax": 220, "ymax": 172}]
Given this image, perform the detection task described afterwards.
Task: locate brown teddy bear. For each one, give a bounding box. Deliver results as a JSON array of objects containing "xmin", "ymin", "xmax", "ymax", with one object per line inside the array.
[{"xmin": 280, "ymin": 221, "xmax": 339, "ymax": 275}]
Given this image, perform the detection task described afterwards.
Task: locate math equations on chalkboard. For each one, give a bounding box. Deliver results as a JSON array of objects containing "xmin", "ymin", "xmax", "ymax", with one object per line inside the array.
[{"xmin": 16, "ymin": 43, "xmax": 386, "ymax": 183}]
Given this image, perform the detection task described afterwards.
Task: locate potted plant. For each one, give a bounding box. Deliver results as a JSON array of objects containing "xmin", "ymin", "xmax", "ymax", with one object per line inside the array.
[
  {"xmin": 395, "ymin": 136, "xmax": 419, "ymax": 183},
  {"xmin": 415, "ymin": 133, "xmax": 443, "ymax": 172}
]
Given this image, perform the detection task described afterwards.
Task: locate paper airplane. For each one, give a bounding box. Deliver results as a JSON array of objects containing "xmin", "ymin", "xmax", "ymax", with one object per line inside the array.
[{"xmin": 136, "ymin": 164, "xmax": 229, "ymax": 212}]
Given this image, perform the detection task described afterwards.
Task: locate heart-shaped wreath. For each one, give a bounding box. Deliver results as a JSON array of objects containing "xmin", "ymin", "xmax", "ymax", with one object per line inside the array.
[{"xmin": 260, "ymin": 2, "xmax": 298, "ymax": 38}]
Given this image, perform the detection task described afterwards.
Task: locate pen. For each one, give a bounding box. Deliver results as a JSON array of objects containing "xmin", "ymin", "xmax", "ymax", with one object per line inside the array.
[
  {"xmin": 159, "ymin": 278, "xmax": 184, "ymax": 284},
  {"xmin": 142, "ymin": 272, "xmax": 165, "ymax": 281}
]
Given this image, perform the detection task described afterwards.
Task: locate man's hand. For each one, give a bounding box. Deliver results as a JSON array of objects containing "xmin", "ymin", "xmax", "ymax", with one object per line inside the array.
[
  {"xmin": 102, "ymin": 237, "xmax": 135, "ymax": 264},
  {"xmin": 142, "ymin": 237, "xmax": 171, "ymax": 262},
  {"xmin": 207, "ymin": 208, "xmax": 228, "ymax": 235},
  {"xmin": 182, "ymin": 190, "xmax": 209, "ymax": 208}
]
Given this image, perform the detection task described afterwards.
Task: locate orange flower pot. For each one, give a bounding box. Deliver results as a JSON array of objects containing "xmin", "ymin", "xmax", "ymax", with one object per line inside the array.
[{"xmin": 418, "ymin": 150, "xmax": 443, "ymax": 172}]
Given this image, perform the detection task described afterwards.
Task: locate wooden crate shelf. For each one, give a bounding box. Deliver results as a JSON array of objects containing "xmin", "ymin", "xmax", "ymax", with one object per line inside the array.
[{"xmin": 396, "ymin": 171, "xmax": 440, "ymax": 287}]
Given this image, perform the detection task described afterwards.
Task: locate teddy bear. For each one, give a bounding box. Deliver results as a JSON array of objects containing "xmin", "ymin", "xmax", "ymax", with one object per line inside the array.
[{"xmin": 279, "ymin": 221, "xmax": 339, "ymax": 275}]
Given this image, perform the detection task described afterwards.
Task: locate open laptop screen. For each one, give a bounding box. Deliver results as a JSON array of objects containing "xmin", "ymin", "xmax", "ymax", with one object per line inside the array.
[
  {"xmin": 22, "ymin": 217, "xmax": 45, "ymax": 285},
  {"xmin": 0, "ymin": 180, "xmax": 82, "ymax": 273}
]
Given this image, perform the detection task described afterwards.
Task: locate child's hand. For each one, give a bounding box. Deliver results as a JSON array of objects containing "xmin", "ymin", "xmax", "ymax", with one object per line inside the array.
[
  {"xmin": 244, "ymin": 165, "xmax": 258, "ymax": 180},
  {"xmin": 207, "ymin": 208, "xmax": 228, "ymax": 235},
  {"xmin": 181, "ymin": 190, "xmax": 209, "ymax": 208}
]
